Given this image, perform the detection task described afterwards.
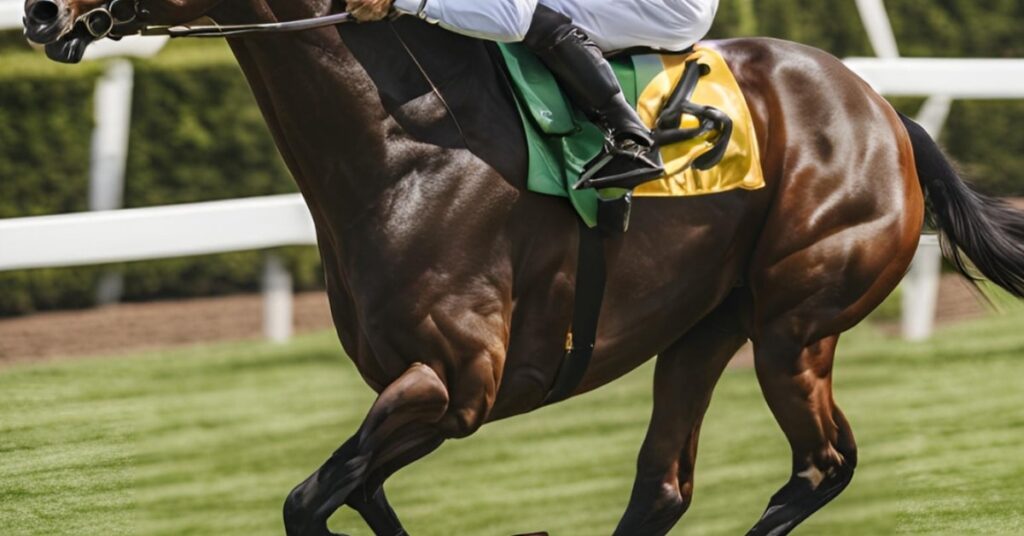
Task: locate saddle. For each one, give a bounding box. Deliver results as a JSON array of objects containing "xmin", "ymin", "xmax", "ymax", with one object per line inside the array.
[{"xmin": 497, "ymin": 44, "xmax": 765, "ymax": 229}]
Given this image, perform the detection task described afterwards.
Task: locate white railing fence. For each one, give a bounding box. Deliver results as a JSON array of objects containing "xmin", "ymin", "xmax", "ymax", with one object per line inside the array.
[
  {"xmin": 852, "ymin": 0, "xmax": 1024, "ymax": 340},
  {"xmin": 2, "ymin": 1, "xmax": 1021, "ymax": 342},
  {"xmin": 0, "ymin": 0, "xmax": 21, "ymax": 27},
  {"xmin": 5, "ymin": 1, "xmax": 169, "ymax": 305},
  {"xmin": 0, "ymin": 195, "xmax": 317, "ymax": 343},
  {"xmin": 0, "ymin": 195, "xmax": 315, "ymax": 270}
]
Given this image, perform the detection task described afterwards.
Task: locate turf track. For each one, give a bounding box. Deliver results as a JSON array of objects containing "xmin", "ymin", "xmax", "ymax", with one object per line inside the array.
[{"xmin": 2, "ymin": 311, "xmax": 1023, "ymax": 535}]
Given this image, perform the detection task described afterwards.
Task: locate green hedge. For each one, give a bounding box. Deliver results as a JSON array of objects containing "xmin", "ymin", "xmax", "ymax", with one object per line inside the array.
[
  {"xmin": 1, "ymin": 53, "xmax": 101, "ymax": 314},
  {"xmin": 707, "ymin": 0, "xmax": 1024, "ymax": 198},
  {"xmin": 0, "ymin": 42, "xmax": 322, "ymax": 316},
  {"xmin": 1, "ymin": 1, "xmax": 1023, "ymax": 315}
]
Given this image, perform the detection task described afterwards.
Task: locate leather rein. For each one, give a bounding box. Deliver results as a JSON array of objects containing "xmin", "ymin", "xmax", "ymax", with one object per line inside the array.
[{"xmin": 74, "ymin": 0, "xmax": 357, "ymax": 40}]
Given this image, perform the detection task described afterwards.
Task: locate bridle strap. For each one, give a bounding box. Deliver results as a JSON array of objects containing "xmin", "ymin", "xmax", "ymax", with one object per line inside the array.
[{"xmin": 136, "ymin": 12, "xmax": 356, "ymax": 38}]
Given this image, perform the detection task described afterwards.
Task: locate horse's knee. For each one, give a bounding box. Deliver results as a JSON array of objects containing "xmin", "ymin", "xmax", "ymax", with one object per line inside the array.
[
  {"xmin": 787, "ymin": 415, "xmax": 857, "ymax": 497},
  {"xmin": 794, "ymin": 445, "xmax": 854, "ymax": 491},
  {"xmin": 832, "ymin": 406, "xmax": 859, "ymax": 468},
  {"xmin": 437, "ymin": 383, "xmax": 495, "ymax": 439},
  {"xmin": 392, "ymin": 363, "xmax": 450, "ymax": 409},
  {"xmin": 655, "ymin": 480, "xmax": 693, "ymax": 520},
  {"xmin": 365, "ymin": 363, "xmax": 450, "ymax": 434},
  {"xmin": 438, "ymin": 402, "xmax": 489, "ymax": 439},
  {"xmin": 283, "ymin": 491, "xmax": 305, "ymax": 534},
  {"xmin": 797, "ymin": 432, "xmax": 857, "ymax": 494},
  {"xmin": 434, "ymin": 352, "xmax": 501, "ymax": 439}
]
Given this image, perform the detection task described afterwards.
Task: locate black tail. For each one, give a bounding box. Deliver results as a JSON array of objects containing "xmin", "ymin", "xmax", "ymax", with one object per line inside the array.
[{"xmin": 899, "ymin": 113, "xmax": 1024, "ymax": 298}]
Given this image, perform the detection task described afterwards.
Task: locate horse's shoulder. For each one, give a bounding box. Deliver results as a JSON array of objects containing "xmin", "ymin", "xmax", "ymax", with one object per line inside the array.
[{"xmin": 338, "ymin": 18, "xmax": 527, "ymax": 187}]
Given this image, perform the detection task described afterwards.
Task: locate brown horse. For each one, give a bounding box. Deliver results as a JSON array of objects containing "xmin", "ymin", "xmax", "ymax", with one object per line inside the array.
[{"xmin": 24, "ymin": 1, "xmax": 1024, "ymax": 534}]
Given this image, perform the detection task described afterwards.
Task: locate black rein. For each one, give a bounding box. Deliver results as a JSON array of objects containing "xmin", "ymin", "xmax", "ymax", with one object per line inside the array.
[
  {"xmin": 139, "ymin": 12, "xmax": 356, "ymax": 38},
  {"xmin": 86, "ymin": 0, "xmax": 359, "ymax": 41}
]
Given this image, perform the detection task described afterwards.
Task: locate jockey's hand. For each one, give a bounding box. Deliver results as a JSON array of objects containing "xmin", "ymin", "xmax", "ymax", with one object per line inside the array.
[{"xmin": 348, "ymin": 0, "xmax": 394, "ymax": 22}]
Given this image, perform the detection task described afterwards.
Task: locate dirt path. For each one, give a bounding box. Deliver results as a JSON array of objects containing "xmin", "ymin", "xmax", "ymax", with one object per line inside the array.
[
  {"xmin": 0, "ymin": 275, "xmax": 991, "ymax": 367},
  {"xmin": 0, "ymin": 292, "xmax": 334, "ymax": 365}
]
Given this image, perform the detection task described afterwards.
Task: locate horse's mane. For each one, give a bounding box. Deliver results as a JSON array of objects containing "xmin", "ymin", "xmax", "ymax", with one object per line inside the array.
[{"xmin": 338, "ymin": 18, "xmax": 526, "ymax": 185}]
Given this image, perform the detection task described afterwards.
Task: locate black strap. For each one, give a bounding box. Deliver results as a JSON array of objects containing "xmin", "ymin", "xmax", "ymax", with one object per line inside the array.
[
  {"xmin": 544, "ymin": 222, "xmax": 607, "ymax": 405},
  {"xmin": 137, "ymin": 12, "xmax": 357, "ymax": 38}
]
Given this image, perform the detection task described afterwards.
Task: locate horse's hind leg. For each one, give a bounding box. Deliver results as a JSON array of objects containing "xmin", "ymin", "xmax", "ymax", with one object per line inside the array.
[
  {"xmin": 746, "ymin": 334, "xmax": 857, "ymax": 536},
  {"xmin": 615, "ymin": 298, "xmax": 749, "ymax": 536},
  {"xmin": 283, "ymin": 363, "xmax": 449, "ymax": 536}
]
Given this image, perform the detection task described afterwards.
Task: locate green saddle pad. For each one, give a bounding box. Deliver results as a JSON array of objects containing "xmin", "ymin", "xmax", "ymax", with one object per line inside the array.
[{"xmin": 497, "ymin": 43, "xmax": 663, "ymax": 227}]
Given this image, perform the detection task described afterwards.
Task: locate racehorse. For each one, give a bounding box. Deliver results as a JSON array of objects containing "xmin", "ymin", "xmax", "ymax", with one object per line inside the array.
[{"xmin": 23, "ymin": 0, "xmax": 1024, "ymax": 534}]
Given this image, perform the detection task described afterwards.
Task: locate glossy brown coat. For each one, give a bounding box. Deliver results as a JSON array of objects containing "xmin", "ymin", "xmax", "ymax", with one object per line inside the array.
[
  {"xmin": 24, "ymin": 1, "xmax": 1024, "ymax": 534},
  {"xmin": 220, "ymin": 29, "xmax": 921, "ymax": 534}
]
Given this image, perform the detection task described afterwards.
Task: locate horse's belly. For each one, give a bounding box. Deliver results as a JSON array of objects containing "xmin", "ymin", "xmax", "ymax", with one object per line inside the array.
[{"xmin": 493, "ymin": 190, "xmax": 767, "ymax": 418}]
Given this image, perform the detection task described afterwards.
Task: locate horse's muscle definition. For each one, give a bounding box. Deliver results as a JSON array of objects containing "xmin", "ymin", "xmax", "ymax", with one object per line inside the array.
[{"xmin": 22, "ymin": 1, "xmax": 1024, "ymax": 534}]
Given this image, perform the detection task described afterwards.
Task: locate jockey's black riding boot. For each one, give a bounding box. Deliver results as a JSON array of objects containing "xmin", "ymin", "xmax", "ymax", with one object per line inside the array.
[{"xmin": 524, "ymin": 6, "xmax": 664, "ymax": 191}]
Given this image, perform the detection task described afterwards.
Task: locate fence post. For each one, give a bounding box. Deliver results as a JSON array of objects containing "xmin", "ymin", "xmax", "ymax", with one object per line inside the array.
[
  {"xmin": 90, "ymin": 59, "xmax": 135, "ymax": 305},
  {"xmin": 897, "ymin": 96, "xmax": 953, "ymax": 341},
  {"xmin": 262, "ymin": 253, "xmax": 294, "ymax": 343},
  {"xmin": 902, "ymin": 237, "xmax": 942, "ymax": 341},
  {"xmin": 854, "ymin": 0, "xmax": 900, "ymax": 59}
]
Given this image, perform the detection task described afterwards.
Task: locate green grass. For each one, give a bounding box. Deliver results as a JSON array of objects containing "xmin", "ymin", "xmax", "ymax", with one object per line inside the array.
[{"xmin": 2, "ymin": 312, "xmax": 1024, "ymax": 535}]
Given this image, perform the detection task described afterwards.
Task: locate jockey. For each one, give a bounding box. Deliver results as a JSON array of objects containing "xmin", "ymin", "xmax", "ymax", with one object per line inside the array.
[{"xmin": 348, "ymin": 0, "xmax": 720, "ymax": 190}]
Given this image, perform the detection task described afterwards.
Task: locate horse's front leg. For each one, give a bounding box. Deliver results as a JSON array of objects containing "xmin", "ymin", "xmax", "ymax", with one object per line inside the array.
[
  {"xmin": 284, "ymin": 295, "xmax": 508, "ymax": 536},
  {"xmin": 615, "ymin": 298, "xmax": 749, "ymax": 535},
  {"xmin": 283, "ymin": 362, "xmax": 450, "ymax": 536}
]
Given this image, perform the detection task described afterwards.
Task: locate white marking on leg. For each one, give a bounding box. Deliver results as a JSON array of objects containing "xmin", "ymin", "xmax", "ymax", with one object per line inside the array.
[{"xmin": 797, "ymin": 465, "xmax": 826, "ymax": 489}]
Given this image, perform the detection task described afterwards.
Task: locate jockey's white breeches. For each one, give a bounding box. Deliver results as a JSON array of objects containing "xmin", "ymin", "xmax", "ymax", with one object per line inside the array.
[{"xmin": 393, "ymin": 0, "xmax": 720, "ymax": 52}]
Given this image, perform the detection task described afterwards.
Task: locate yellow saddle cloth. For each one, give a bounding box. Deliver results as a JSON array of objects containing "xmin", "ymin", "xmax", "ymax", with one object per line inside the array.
[
  {"xmin": 635, "ymin": 45, "xmax": 765, "ymax": 197},
  {"xmin": 498, "ymin": 42, "xmax": 764, "ymax": 227}
]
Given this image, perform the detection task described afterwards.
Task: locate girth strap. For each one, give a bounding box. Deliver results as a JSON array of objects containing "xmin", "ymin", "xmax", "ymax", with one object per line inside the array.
[{"xmin": 544, "ymin": 222, "xmax": 607, "ymax": 405}]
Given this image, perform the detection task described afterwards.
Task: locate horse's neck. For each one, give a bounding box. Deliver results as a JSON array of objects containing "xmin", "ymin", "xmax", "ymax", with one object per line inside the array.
[
  {"xmin": 214, "ymin": 0, "xmax": 402, "ymax": 227},
  {"xmin": 212, "ymin": 0, "xmax": 526, "ymax": 254}
]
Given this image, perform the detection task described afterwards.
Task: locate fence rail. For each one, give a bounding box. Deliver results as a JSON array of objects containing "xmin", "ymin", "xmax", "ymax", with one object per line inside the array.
[
  {"xmin": 0, "ymin": 2, "xmax": 21, "ymax": 29},
  {"xmin": 844, "ymin": 58, "xmax": 1024, "ymax": 99},
  {"xmin": 0, "ymin": 195, "xmax": 316, "ymax": 271},
  {"xmin": 0, "ymin": 195, "xmax": 315, "ymax": 343}
]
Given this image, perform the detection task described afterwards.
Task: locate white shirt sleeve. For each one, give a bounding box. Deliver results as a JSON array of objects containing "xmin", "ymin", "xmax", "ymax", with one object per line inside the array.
[
  {"xmin": 394, "ymin": 0, "xmax": 539, "ymax": 43},
  {"xmin": 539, "ymin": 0, "xmax": 719, "ymax": 51},
  {"xmin": 393, "ymin": 0, "xmax": 718, "ymax": 51}
]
